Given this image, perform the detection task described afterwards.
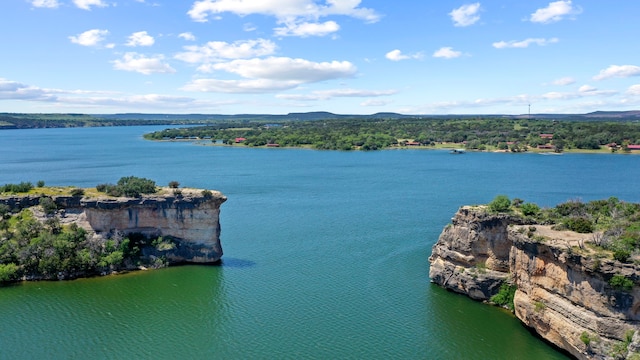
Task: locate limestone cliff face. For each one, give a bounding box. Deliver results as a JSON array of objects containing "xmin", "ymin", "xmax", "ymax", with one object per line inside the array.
[
  {"xmin": 429, "ymin": 206, "xmax": 640, "ymax": 360},
  {"xmin": 2, "ymin": 189, "xmax": 227, "ymax": 264}
]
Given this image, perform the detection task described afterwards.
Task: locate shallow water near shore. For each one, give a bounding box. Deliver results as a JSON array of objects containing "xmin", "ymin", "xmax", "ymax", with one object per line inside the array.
[{"xmin": 1, "ymin": 126, "xmax": 639, "ymax": 359}]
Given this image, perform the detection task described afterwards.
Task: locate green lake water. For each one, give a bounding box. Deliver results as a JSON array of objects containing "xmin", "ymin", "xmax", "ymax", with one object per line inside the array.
[{"xmin": 2, "ymin": 126, "xmax": 638, "ymax": 359}]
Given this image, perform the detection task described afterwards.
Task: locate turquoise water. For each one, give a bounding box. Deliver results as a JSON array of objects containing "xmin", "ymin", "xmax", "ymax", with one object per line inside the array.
[{"xmin": 1, "ymin": 126, "xmax": 639, "ymax": 359}]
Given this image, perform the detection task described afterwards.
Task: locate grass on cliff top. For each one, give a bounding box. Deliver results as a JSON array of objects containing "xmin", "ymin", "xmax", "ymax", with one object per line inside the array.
[{"xmin": 486, "ymin": 195, "xmax": 640, "ymax": 264}]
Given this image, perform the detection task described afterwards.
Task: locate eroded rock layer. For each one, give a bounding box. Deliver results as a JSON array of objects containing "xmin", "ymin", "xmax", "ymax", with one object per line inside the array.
[
  {"xmin": 429, "ymin": 206, "xmax": 640, "ymax": 360},
  {"xmin": 1, "ymin": 188, "xmax": 227, "ymax": 263}
]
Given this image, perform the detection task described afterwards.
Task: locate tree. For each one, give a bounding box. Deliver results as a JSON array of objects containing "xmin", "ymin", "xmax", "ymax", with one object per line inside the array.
[
  {"xmin": 488, "ymin": 195, "xmax": 511, "ymax": 213},
  {"xmin": 168, "ymin": 181, "xmax": 180, "ymax": 189}
]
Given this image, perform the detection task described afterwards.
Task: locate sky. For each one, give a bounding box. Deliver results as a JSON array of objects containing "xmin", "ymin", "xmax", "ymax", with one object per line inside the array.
[{"xmin": 1, "ymin": 0, "xmax": 640, "ymax": 115}]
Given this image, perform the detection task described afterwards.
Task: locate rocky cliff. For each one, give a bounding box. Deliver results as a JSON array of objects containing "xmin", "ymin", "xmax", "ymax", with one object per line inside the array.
[
  {"xmin": 1, "ymin": 188, "xmax": 227, "ymax": 264},
  {"xmin": 429, "ymin": 206, "xmax": 640, "ymax": 360}
]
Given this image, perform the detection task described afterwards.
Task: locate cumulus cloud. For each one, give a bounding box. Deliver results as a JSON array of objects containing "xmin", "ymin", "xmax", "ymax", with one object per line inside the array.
[
  {"xmin": 126, "ymin": 31, "xmax": 155, "ymax": 47},
  {"xmin": 530, "ymin": 0, "xmax": 580, "ymax": 24},
  {"xmin": 274, "ymin": 20, "xmax": 340, "ymax": 37},
  {"xmin": 73, "ymin": 0, "xmax": 108, "ymax": 10},
  {"xmin": 385, "ymin": 49, "xmax": 423, "ymax": 61},
  {"xmin": 69, "ymin": 29, "xmax": 110, "ymax": 47},
  {"xmin": 578, "ymin": 84, "xmax": 597, "ymax": 93},
  {"xmin": 211, "ymin": 57, "xmax": 356, "ymax": 82},
  {"xmin": 593, "ymin": 65, "xmax": 640, "ymax": 81},
  {"xmin": 492, "ymin": 37, "xmax": 559, "ymax": 49},
  {"xmin": 188, "ymin": 0, "xmax": 380, "ymax": 23},
  {"xmin": 182, "ymin": 57, "xmax": 357, "ymax": 93},
  {"xmin": 433, "ymin": 47, "xmax": 462, "ymax": 59},
  {"xmin": 31, "ymin": 0, "xmax": 60, "ymax": 8},
  {"xmin": 112, "ymin": 53, "xmax": 176, "ymax": 75},
  {"xmin": 628, "ymin": 85, "xmax": 640, "ymax": 96},
  {"xmin": 552, "ymin": 77, "xmax": 576, "ymax": 86},
  {"xmin": 175, "ymin": 39, "xmax": 277, "ymax": 64},
  {"xmin": 449, "ymin": 3, "xmax": 481, "ymax": 27},
  {"xmin": 178, "ymin": 32, "xmax": 196, "ymax": 41},
  {"xmin": 0, "ymin": 78, "xmax": 53, "ymax": 101}
]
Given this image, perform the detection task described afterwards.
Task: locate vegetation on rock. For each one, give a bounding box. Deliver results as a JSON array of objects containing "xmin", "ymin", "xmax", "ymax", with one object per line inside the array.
[{"xmin": 96, "ymin": 176, "xmax": 157, "ymax": 197}]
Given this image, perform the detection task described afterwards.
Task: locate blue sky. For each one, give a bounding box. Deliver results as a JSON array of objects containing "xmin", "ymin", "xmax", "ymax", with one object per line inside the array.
[{"xmin": 1, "ymin": 0, "xmax": 639, "ymax": 115}]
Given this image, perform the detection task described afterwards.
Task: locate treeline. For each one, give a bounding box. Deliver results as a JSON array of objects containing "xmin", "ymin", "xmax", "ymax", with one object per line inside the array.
[
  {"xmin": 144, "ymin": 117, "xmax": 640, "ymax": 151},
  {"xmin": 0, "ymin": 114, "xmax": 209, "ymax": 129}
]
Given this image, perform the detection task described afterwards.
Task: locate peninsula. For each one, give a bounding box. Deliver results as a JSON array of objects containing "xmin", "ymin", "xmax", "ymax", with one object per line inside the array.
[
  {"xmin": 0, "ymin": 177, "xmax": 226, "ymax": 284},
  {"xmin": 429, "ymin": 196, "xmax": 640, "ymax": 359}
]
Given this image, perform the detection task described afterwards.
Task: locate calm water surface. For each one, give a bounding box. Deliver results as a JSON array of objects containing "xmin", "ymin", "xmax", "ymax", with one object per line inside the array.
[{"xmin": 1, "ymin": 126, "xmax": 639, "ymax": 359}]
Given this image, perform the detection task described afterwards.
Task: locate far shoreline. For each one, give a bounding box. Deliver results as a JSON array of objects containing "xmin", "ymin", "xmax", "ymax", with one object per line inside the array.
[{"xmin": 155, "ymin": 138, "xmax": 640, "ymax": 155}]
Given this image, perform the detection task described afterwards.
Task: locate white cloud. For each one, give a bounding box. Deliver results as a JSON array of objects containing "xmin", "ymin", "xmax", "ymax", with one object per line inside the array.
[
  {"xmin": 73, "ymin": 0, "xmax": 108, "ymax": 10},
  {"xmin": 274, "ymin": 21, "xmax": 340, "ymax": 37},
  {"xmin": 182, "ymin": 57, "xmax": 356, "ymax": 93},
  {"xmin": 211, "ymin": 57, "xmax": 356, "ymax": 82},
  {"xmin": 530, "ymin": 1, "xmax": 580, "ymax": 24},
  {"xmin": 492, "ymin": 37, "xmax": 559, "ymax": 49},
  {"xmin": 277, "ymin": 88, "xmax": 396, "ymax": 101},
  {"xmin": 182, "ymin": 79, "xmax": 300, "ymax": 93},
  {"xmin": 552, "ymin": 77, "xmax": 575, "ymax": 86},
  {"xmin": 112, "ymin": 53, "xmax": 176, "ymax": 75},
  {"xmin": 593, "ymin": 65, "xmax": 640, "ymax": 81},
  {"xmin": 243, "ymin": 23, "xmax": 257, "ymax": 32},
  {"xmin": 69, "ymin": 29, "xmax": 109, "ymax": 47},
  {"xmin": 628, "ymin": 85, "xmax": 640, "ymax": 96},
  {"xmin": 31, "ymin": 0, "xmax": 60, "ymax": 8},
  {"xmin": 433, "ymin": 47, "xmax": 462, "ymax": 59},
  {"xmin": 578, "ymin": 84, "xmax": 596, "ymax": 93},
  {"xmin": 178, "ymin": 32, "xmax": 196, "ymax": 41},
  {"xmin": 126, "ymin": 31, "xmax": 155, "ymax": 47},
  {"xmin": 449, "ymin": 3, "xmax": 481, "ymax": 27},
  {"xmin": 188, "ymin": 0, "xmax": 380, "ymax": 23},
  {"xmin": 385, "ymin": 49, "xmax": 423, "ymax": 61},
  {"xmin": 175, "ymin": 39, "xmax": 276, "ymax": 65}
]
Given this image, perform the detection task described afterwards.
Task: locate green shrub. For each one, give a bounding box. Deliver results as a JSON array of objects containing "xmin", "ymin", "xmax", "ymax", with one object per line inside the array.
[
  {"xmin": 0, "ymin": 263, "xmax": 19, "ymax": 283},
  {"xmin": 490, "ymin": 282, "xmax": 517, "ymax": 311},
  {"xmin": 201, "ymin": 189, "xmax": 213, "ymax": 199},
  {"xmin": 39, "ymin": 197, "xmax": 57, "ymax": 215},
  {"xmin": 168, "ymin": 181, "xmax": 180, "ymax": 189},
  {"xmin": 117, "ymin": 176, "xmax": 157, "ymax": 197},
  {"xmin": 580, "ymin": 331, "xmax": 591, "ymax": 346},
  {"xmin": 70, "ymin": 188, "xmax": 85, "ymax": 197},
  {"xmin": 488, "ymin": 195, "xmax": 511, "ymax": 213},
  {"xmin": 566, "ymin": 217, "xmax": 594, "ymax": 233},
  {"xmin": 609, "ymin": 274, "xmax": 634, "ymax": 291},
  {"xmin": 37, "ymin": 180, "xmax": 45, "ymax": 188},
  {"xmin": 521, "ymin": 202, "xmax": 540, "ymax": 216}
]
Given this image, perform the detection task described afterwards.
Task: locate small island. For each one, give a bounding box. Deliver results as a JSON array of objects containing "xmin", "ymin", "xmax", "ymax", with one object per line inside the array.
[
  {"xmin": 0, "ymin": 177, "xmax": 226, "ymax": 284},
  {"xmin": 429, "ymin": 196, "xmax": 640, "ymax": 360}
]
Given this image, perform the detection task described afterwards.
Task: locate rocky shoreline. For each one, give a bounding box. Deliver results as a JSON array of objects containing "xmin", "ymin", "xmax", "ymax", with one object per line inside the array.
[{"xmin": 429, "ymin": 206, "xmax": 640, "ymax": 360}]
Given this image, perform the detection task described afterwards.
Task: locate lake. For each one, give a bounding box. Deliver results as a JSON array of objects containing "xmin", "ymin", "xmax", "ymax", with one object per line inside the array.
[{"xmin": 1, "ymin": 126, "xmax": 639, "ymax": 359}]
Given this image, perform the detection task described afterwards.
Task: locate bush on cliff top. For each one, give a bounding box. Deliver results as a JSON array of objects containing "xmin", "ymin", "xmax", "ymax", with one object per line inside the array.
[
  {"xmin": 488, "ymin": 195, "xmax": 511, "ymax": 213},
  {"xmin": 96, "ymin": 176, "xmax": 157, "ymax": 197}
]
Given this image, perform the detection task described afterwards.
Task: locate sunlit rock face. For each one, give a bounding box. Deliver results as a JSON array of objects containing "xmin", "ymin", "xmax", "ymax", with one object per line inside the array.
[
  {"xmin": 429, "ymin": 206, "xmax": 640, "ymax": 360},
  {"xmin": 2, "ymin": 189, "xmax": 227, "ymax": 263}
]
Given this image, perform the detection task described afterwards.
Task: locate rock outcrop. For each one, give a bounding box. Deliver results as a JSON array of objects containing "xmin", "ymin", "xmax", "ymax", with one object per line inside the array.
[
  {"xmin": 1, "ymin": 188, "xmax": 227, "ymax": 264},
  {"xmin": 429, "ymin": 206, "xmax": 640, "ymax": 360}
]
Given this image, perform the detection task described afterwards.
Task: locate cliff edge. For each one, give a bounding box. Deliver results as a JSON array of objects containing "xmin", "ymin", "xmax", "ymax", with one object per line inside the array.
[
  {"xmin": 429, "ymin": 206, "xmax": 640, "ymax": 360},
  {"xmin": 1, "ymin": 188, "xmax": 226, "ymax": 271}
]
